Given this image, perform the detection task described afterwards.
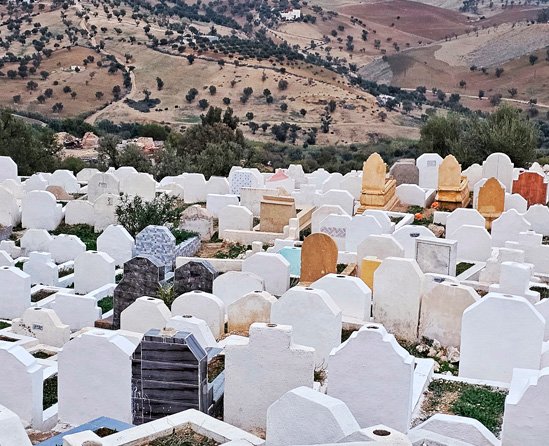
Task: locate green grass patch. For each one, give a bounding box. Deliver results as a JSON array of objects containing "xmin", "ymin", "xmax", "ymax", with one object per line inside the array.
[
  {"xmin": 171, "ymin": 228, "xmax": 199, "ymax": 244},
  {"xmin": 31, "ymin": 289, "xmax": 56, "ymax": 303},
  {"xmin": 531, "ymin": 286, "xmax": 549, "ymax": 300},
  {"xmin": 424, "ymin": 379, "xmax": 507, "ymax": 435},
  {"xmin": 33, "ymin": 351, "xmax": 54, "ymax": 359},
  {"xmin": 98, "ymin": 296, "xmax": 114, "ymax": 314},
  {"xmin": 50, "ymin": 224, "xmax": 99, "ymax": 250},
  {"xmin": 59, "ymin": 267, "xmax": 74, "ymax": 277},
  {"xmin": 398, "ymin": 338, "xmax": 458, "ymax": 375},
  {"xmin": 0, "ymin": 321, "xmax": 10, "ymax": 330},
  {"xmin": 214, "ymin": 244, "xmax": 248, "ymax": 259},
  {"xmin": 43, "ymin": 375, "xmax": 58, "ymax": 410},
  {"xmin": 456, "ymin": 262, "xmax": 474, "ymax": 276},
  {"xmin": 336, "ymin": 263, "xmax": 348, "ymax": 274}
]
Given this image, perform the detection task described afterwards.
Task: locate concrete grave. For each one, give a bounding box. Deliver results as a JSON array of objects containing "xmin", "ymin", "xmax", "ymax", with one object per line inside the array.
[
  {"xmin": 206, "ymin": 194, "xmax": 239, "ymax": 218},
  {"xmin": 23, "ymin": 251, "xmax": 58, "ymax": 286},
  {"xmin": 452, "ymin": 225, "xmax": 492, "ymax": 261},
  {"xmin": 171, "ymin": 291, "xmax": 225, "ymax": 339},
  {"xmin": 319, "ymin": 214, "xmax": 352, "ymax": 251},
  {"xmin": 0, "ymin": 186, "xmax": 20, "ymax": 227},
  {"xmin": 416, "ymin": 237, "xmax": 457, "ymax": 276},
  {"xmin": 49, "ymin": 169, "xmax": 79, "ymax": 194},
  {"xmin": 166, "ymin": 315, "xmax": 217, "ymax": 350},
  {"xmin": 87, "ymin": 172, "xmax": 120, "ymax": 203},
  {"xmin": 311, "ymin": 205, "xmax": 348, "ymax": 234},
  {"xmin": 121, "ymin": 296, "xmax": 171, "ymax": 333},
  {"xmin": 219, "ymin": 205, "xmax": 254, "ymax": 236},
  {"xmin": 20, "ymin": 229, "xmax": 53, "ymax": 254},
  {"xmin": 49, "ymin": 234, "xmax": 86, "ymax": 264},
  {"xmin": 227, "ymin": 290, "xmax": 277, "ymax": 333},
  {"xmin": 393, "ymin": 225, "xmax": 435, "ymax": 259},
  {"xmin": 12, "ymin": 307, "xmax": 70, "ymax": 347},
  {"xmin": 97, "ymin": 224, "xmax": 135, "ymax": 267},
  {"xmin": 491, "ymin": 209, "xmax": 531, "ymax": 247},
  {"xmin": 179, "ymin": 205, "xmax": 214, "ymax": 241},
  {"xmin": 417, "ymin": 153, "xmax": 443, "ymax": 189},
  {"xmin": 242, "ymin": 253, "xmax": 291, "ymax": 296},
  {"xmin": 120, "ymin": 172, "xmax": 156, "ymax": 201},
  {"xmin": 212, "ymin": 270, "xmax": 265, "ymax": 307},
  {"xmin": 482, "ymin": 152, "xmax": 514, "ymax": 191},
  {"xmin": 0, "ymin": 156, "xmax": 17, "ymax": 182},
  {"xmin": 74, "ymin": 251, "xmax": 116, "ymax": 295},
  {"xmin": 21, "ymin": 191, "xmax": 62, "ymax": 231},
  {"xmin": 0, "ymin": 266, "xmax": 31, "ymax": 319},
  {"xmin": 50, "ymin": 292, "xmax": 102, "ymax": 330},
  {"xmin": 93, "ymin": 193, "xmax": 121, "ymax": 232},
  {"xmin": 345, "ymin": 214, "xmax": 384, "ymax": 253},
  {"xmin": 64, "ymin": 200, "xmax": 95, "ymax": 226}
]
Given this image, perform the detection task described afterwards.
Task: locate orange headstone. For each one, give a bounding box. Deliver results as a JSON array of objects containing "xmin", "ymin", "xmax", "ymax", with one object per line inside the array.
[{"xmin": 300, "ymin": 233, "xmax": 338, "ymax": 283}]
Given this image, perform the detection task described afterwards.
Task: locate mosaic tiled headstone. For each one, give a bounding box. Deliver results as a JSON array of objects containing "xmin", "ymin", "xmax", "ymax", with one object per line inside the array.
[
  {"xmin": 229, "ymin": 171, "xmax": 253, "ymax": 196},
  {"xmin": 131, "ymin": 328, "xmax": 209, "ymax": 424},
  {"xmin": 112, "ymin": 255, "xmax": 165, "ymax": 329},
  {"xmin": 134, "ymin": 225, "xmax": 176, "ymax": 272},
  {"xmin": 174, "ymin": 260, "xmax": 219, "ymax": 295}
]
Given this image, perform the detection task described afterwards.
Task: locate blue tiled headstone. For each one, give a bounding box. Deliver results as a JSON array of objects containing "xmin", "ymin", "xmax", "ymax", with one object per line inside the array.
[
  {"xmin": 279, "ymin": 246, "xmax": 302, "ymax": 276},
  {"xmin": 134, "ymin": 225, "xmax": 176, "ymax": 271}
]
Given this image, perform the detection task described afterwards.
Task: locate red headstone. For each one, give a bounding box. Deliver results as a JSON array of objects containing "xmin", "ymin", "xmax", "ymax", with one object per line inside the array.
[{"xmin": 512, "ymin": 171, "xmax": 547, "ymax": 207}]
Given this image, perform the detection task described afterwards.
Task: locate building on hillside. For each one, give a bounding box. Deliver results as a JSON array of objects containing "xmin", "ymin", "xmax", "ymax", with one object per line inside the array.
[{"xmin": 280, "ymin": 9, "xmax": 301, "ymax": 21}]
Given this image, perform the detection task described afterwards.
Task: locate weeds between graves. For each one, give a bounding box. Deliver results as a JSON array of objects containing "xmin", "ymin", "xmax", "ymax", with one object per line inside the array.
[
  {"xmin": 213, "ymin": 243, "xmax": 249, "ymax": 259},
  {"xmin": 43, "ymin": 375, "xmax": 58, "ymax": 410},
  {"xmin": 50, "ymin": 224, "xmax": 99, "ymax": 250},
  {"xmin": 31, "ymin": 289, "xmax": 56, "ymax": 302},
  {"xmin": 0, "ymin": 321, "xmax": 10, "ymax": 329},
  {"xmin": 94, "ymin": 427, "xmax": 118, "ymax": 437},
  {"xmin": 157, "ymin": 284, "xmax": 177, "ymax": 309},
  {"xmin": 456, "ymin": 262, "xmax": 474, "ymax": 275},
  {"xmin": 208, "ymin": 355, "xmax": 225, "ymax": 382},
  {"xmin": 398, "ymin": 338, "xmax": 459, "ymax": 375},
  {"xmin": 98, "ymin": 296, "xmax": 114, "ymax": 313},
  {"xmin": 32, "ymin": 351, "xmax": 55, "ymax": 359},
  {"xmin": 531, "ymin": 286, "xmax": 549, "ymax": 299},
  {"xmin": 421, "ymin": 379, "xmax": 507, "ymax": 435},
  {"xmin": 150, "ymin": 427, "xmax": 220, "ymax": 446},
  {"xmin": 58, "ymin": 267, "xmax": 74, "ymax": 278},
  {"xmin": 171, "ymin": 228, "xmax": 199, "ymax": 244}
]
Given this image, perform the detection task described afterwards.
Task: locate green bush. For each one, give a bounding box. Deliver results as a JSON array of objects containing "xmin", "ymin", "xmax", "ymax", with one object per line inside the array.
[{"xmin": 50, "ymin": 224, "xmax": 98, "ymax": 250}]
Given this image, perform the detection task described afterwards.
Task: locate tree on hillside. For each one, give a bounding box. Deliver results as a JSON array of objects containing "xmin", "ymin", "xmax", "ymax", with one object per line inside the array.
[
  {"xmin": 529, "ymin": 54, "xmax": 538, "ymax": 65},
  {"xmin": 97, "ymin": 135, "xmax": 121, "ymax": 168},
  {"xmin": 52, "ymin": 102, "xmax": 63, "ymax": 113},
  {"xmin": 156, "ymin": 77, "xmax": 164, "ymax": 91},
  {"xmin": 96, "ymin": 91, "xmax": 104, "ymax": 100},
  {"xmin": 419, "ymin": 105, "xmax": 539, "ymax": 168}
]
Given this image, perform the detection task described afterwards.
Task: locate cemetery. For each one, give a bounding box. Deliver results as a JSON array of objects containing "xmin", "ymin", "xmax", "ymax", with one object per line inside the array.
[{"xmin": 1, "ymin": 152, "xmax": 549, "ymax": 445}]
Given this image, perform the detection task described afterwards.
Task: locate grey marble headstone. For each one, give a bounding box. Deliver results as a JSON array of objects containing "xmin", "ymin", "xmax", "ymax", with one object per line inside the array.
[
  {"xmin": 389, "ymin": 159, "xmax": 419, "ymax": 186},
  {"xmin": 112, "ymin": 255, "xmax": 165, "ymax": 329},
  {"xmin": 415, "ymin": 237, "xmax": 457, "ymax": 276},
  {"xmin": 174, "ymin": 259, "xmax": 218, "ymax": 295},
  {"xmin": 134, "ymin": 225, "xmax": 176, "ymax": 272},
  {"xmin": 131, "ymin": 328, "xmax": 209, "ymax": 424}
]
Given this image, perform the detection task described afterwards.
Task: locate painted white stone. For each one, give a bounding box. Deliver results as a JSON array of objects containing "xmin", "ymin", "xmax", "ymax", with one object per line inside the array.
[
  {"xmin": 361, "ymin": 210, "xmax": 394, "ymax": 234},
  {"xmin": 0, "ymin": 266, "xmax": 31, "ymax": 319},
  {"xmin": 345, "ymin": 214, "xmax": 384, "ymax": 253},
  {"xmin": 524, "ymin": 204, "xmax": 549, "ymax": 236},
  {"xmin": 74, "ymin": 251, "xmax": 116, "ymax": 295},
  {"xmin": 0, "ymin": 404, "xmax": 33, "ymax": 446},
  {"xmin": 228, "ymin": 291, "xmax": 277, "ymax": 333},
  {"xmin": 311, "ymin": 273, "xmax": 371, "ymax": 322},
  {"xmin": 23, "ymin": 252, "xmax": 58, "ymax": 286},
  {"xmin": 206, "ymin": 176, "xmax": 230, "ymax": 195},
  {"xmin": 119, "ymin": 172, "xmax": 156, "ymax": 201},
  {"xmin": 121, "ymin": 296, "xmax": 171, "ymax": 333},
  {"xmin": 489, "ymin": 261, "xmax": 539, "ymax": 304},
  {"xmin": 219, "ymin": 205, "xmax": 253, "ymax": 235},
  {"xmin": 328, "ymin": 324, "xmax": 414, "ymax": 432},
  {"xmin": 87, "ymin": 172, "xmax": 120, "ymax": 203},
  {"xmin": 419, "ymin": 282, "xmax": 479, "ymax": 348},
  {"xmin": 172, "ymin": 290, "xmax": 225, "ymax": 339},
  {"xmin": 312, "ymin": 205, "xmax": 348, "ymax": 234},
  {"xmin": 414, "ymin": 414, "xmax": 499, "ymax": 446},
  {"xmin": 340, "ymin": 171, "xmax": 362, "ymax": 200},
  {"xmin": 319, "ymin": 214, "xmax": 352, "ymax": 251},
  {"xmin": 112, "ymin": 166, "xmax": 138, "ymax": 184},
  {"xmin": 482, "ymin": 152, "xmax": 514, "ymax": 191},
  {"xmin": 0, "ymin": 156, "xmax": 17, "ymax": 182},
  {"xmin": 12, "ymin": 307, "xmax": 70, "ymax": 347},
  {"xmin": 271, "ymin": 286, "xmax": 342, "ymax": 366},
  {"xmin": 321, "ymin": 173, "xmax": 343, "ymax": 193},
  {"xmin": 97, "ymin": 225, "xmax": 135, "ymax": 267},
  {"xmin": 479, "ymin": 247, "xmax": 525, "ymax": 284},
  {"xmin": 392, "ymin": 225, "xmax": 435, "ymax": 259},
  {"xmin": 20, "ymin": 229, "xmax": 53, "ymax": 254},
  {"xmin": 396, "ymin": 184, "xmax": 430, "ymax": 207},
  {"xmin": 0, "ymin": 250, "xmax": 14, "ymax": 268},
  {"xmin": 416, "ymin": 153, "xmax": 443, "ymax": 189},
  {"xmin": 1, "ymin": 179, "xmax": 24, "ymax": 199},
  {"xmin": 445, "ymin": 208, "xmax": 485, "ymax": 239},
  {"xmin": 58, "ymin": 329, "xmax": 135, "ymax": 425},
  {"xmin": 24, "ymin": 173, "xmax": 48, "ymax": 193},
  {"xmin": 357, "ymin": 235, "xmax": 405, "ymax": 273},
  {"xmin": 462, "ymin": 163, "xmax": 483, "ymax": 188},
  {"xmin": 166, "ymin": 315, "xmax": 218, "ymax": 349},
  {"xmin": 0, "ymin": 343, "xmax": 42, "ymax": 427},
  {"xmin": 452, "ymin": 225, "xmax": 492, "ymax": 261},
  {"xmin": 266, "ymin": 386, "xmax": 360, "ymax": 446},
  {"xmin": 179, "ymin": 205, "xmax": 214, "ymax": 241},
  {"xmin": 49, "ymin": 234, "xmax": 86, "ymax": 264},
  {"xmin": 93, "ymin": 193, "xmax": 121, "ymax": 232},
  {"xmin": 76, "ymin": 168, "xmax": 100, "ymax": 183},
  {"xmin": 240, "ymin": 187, "xmax": 277, "ymax": 217},
  {"xmin": 373, "ymin": 257, "xmax": 424, "ymax": 342},
  {"xmin": 50, "ymin": 293, "xmax": 102, "ymax": 330},
  {"xmin": 21, "ymin": 190, "xmax": 62, "ymax": 230},
  {"xmin": 0, "ymin": 186, "xmax": 20, "ymax": 227},
  {"xmin": 491, "ymin": 209, "xmax": 531, "ymax": 247},
  {"xmin": 505, "ymin": 193, "xmax": 527, "ymax": 213},
  {"xmin": 0, "ymin": 241, "xmax": 20, "ymax": 259},
  {"xmin": 183, "ymin": 173, "xmax": 208, "ymax": 203},
  {"xmin": 459, "ymin": 293, "xmax": 545, "ymax": 382},
  {"xmin": 315, "ymin": 190, "xmax": 354, "ymax": 215},
  {"xmin": 224, "ymin": 323, "xmax": 314, "ymax": 433},
  {"xmin": 49, "ymin": 169, "xmax": 80, "ymax": 194},
  {"xmin": 64, "ymin": 200, "xmax": 95, "ymax": 226},
  {"xmin": 213, "ymin": 271, "xmax": 265, "ymax": 307},
  {"xmin": 206, "ymin": 194, "xmax": 239, "ymax": 218}
]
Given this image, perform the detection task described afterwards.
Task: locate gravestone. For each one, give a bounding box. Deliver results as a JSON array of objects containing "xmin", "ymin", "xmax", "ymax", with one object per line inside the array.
[
  {"xmin": 260, "ymin": 196, "xmax": 296, "ymax": 233},
  {"xmin": 20, "ymin": 229, "xmax": 53, "ymax": 254},
  {"xmin": 345, "ymin": 214, "xmax": 384, "ymax": 253},
  {"xmin": 21, "ymin": 190, "xmax": 62, "ymax": 230},
  {"xmin": 491, "ymin": 209, "xmax": 531, "ymax": 247},
  {"xmin": 505, "ymin": 193, "xmax": 528, "ymax": 213},
  {"xmin": 311, "ymin": 273, "xmax": 371, "ymax": 322},
  {"xmin": 58, "ymin": 329, "xmax": 135, "ymax": 425},
  {"xmin": 0, "ymin": 266, "xmax": 31, "ymax": 319},
  {"xmin": 0, "ymin": 156, "xmax": 17, "ymax": 182},
  {"xmin": 524, "ymin": 204, "xmax": 549, "ymax": 236},
  {"xmin": 166, "ymin": 315, "xmax": 217, "ymax": 350},
  {"xmin": 242, "ymin": 252, "xmax": 290, "ymax": 296},
  {"xmin": 0, "ymin": 405, "xmax": 32, "ymax": 446},
  {"xmin": 183, "ymin": 173, "xmax": 208, "ymax": 203},
  {"xmin": 340, "ymin": 171, "xmax": 362, "ymax": 199},
  {"xmin": 49, "ymin": 169, "xmax": 79, "ymax": 194},
  {"xmin": 224, "ymin": 323, "xmax": 314, "ymax": 433},
  {"xmin": 24, "ymin": 173, "xmax": 48, "ymax": 193},
  {"xmin": 462, "ymin": 163, "xmax": 483, "ymax": 188},
  {"xmin": 0, "ymin": 186, "xmax": 20, "ymax": 227},
  {"xmin": 93, "ymin": 193, "xmax": 121, "ymax": 232},
  {"xmin": 513, "ymin": 171, "xmax": 548, "ymax": 207},
  {"xmin": 311, "ymin": 205, "xmax": 348, "ymax": 234},
  {"xmin": 392, "ymin": 225, "xmax": 435, "ymax": 259},
  {"xmin": 300, "ymin": 233, "xmax": 338, "ymax": 283},
  {"xmin": 174, "ymin": 260, "xmax": 218, "ymax": 295},
  {"xmin": 212, "ymin": 271, "xmax": 265, "ymax": 307},
  {"xmin": 132, "ymin": 328, "xmax": 209, "ymax": 424},
  {"xmin": 358, "ymin": 152, "xmax": 398, "ymax": 212},
  {"xmin": 74, "ymin": 251, "xmax": 116, "ymax": 295},
  {"xmin": 227, "ymin": 290, "xmax": 277, "ymax": 333},
  {"xmin": 389, "ymin": 159, "xmax": 419, "ymax": 186},
  {"xmin": 319, "ymin": 214, "xmax": 352, "ymax": 251},
  {"xmin": 76, "ymin": 167, "xmax": 100, "ymax": 182},
  {"xmin": 121, "ymin": 296, "xmax": 171, "ymax": 333},
  {"xmin": 97, "ymin": 224, "xmax": 135, "ymax": 267},
  {"xmin": 171, "ymin": 291, "xmax": 225, "ymax": 339},
  {"xmin": 206, "ymin": 194, "xmax": 239, "ymax": 218},
  {"xmin": 23, "ymin": 251, "xmax": 58, "ymax": 286},
  {"xmin": 278, "ymin": 246, "xmax": 302, "ymax": 276},
  {"xmin": 179, "ymin": 205, "xmax": 214, "ymax": 241},
  {"xmin": 87, "ymin": 172, "xmax": 120, "ymax": 203},
  {"xmin": 134, "ymin": 225, "xmax": 176, "ymax": 272},
  {"xmin": 50, "ymin": 293, "xmax": 102, "ymax": 330},
  {"xmin": 218, "ymin": 205, "xmax": 254, "ymax": 235},
  {"xmin": 436, "ymin": 155, "xmax": 470, "ymax": 209},
  {"xmin": 328, "ymin": 324, "xmax": 414, "ymax": 432},
  {"xmin": 64, "ymin": 200, "xmax": 95, "ymax": 226},
  {"xmin": 357, "ymin": 234, "xmax": 405, "ymax": 274},
  {"xmin": 206, "ymin": 176, "xmax": 230, "ymax": 195},
  {"xmin": 445, "ymin": 208, "xmax": 485, "ymax": 238},
  {"xmin": 12, "ymin": 307, "xmax": 70, "ymax": 347},
  {"xmin": 315, "ymin": 190, "xmax": 354, "ymax": 215},
  {"xmin": 452, "ymin": 225, "xmax": 492, "ymax": 261},
  {"xmin": 373, "ymin": 257, "xmax": 424, "ymax": 342},
  {"xmin": 419, "ymin": 282, "xmax": 479, "ymax": 348},
  {"xmin": 271, "ymin": 286, "xmax": 342, "ymax": 366},
  {"xmin": 113, "ymin": 255, "xmax": 165, "ymax": 329},
  {"xmin": 266, "ymin": 387, "xmax": 360, "ymax": 446},
  {"xmin": 459, "ymin": 293, "xmax": 544, "ymax": 382},
  {"xmin": 416, "ymin": 153, "xmax": 443, "ymax": 189},
  {"xmin": 416, "ymin": 237, "xmax": 457, "ymax": 276},
  {"xmin": 119, "ymin": 172, "xmax": 156, "ymax": 201},
  {"xmin": 482, "ymin": 152, "xmax": 514, "ymax": 191},
  {"xmin": 49, "ymin": 234, "xmax": 86, "ymax": 264},
  {"xmin": 477, "ymin": 177, "xmax": 505, "ymax": 227}
]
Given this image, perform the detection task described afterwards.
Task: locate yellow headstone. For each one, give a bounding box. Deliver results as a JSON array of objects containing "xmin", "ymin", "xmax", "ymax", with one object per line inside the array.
[
  {"xmin": 362, "ymin": 153, "xmax": 387, "ymax": 191},
  {"xmin": 360, "ymin": 258, "xmax": 382, "ymax": 292},
  {"xmin": 438, "ymin": 155, "xmax": 462, "ymax": 190}
]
